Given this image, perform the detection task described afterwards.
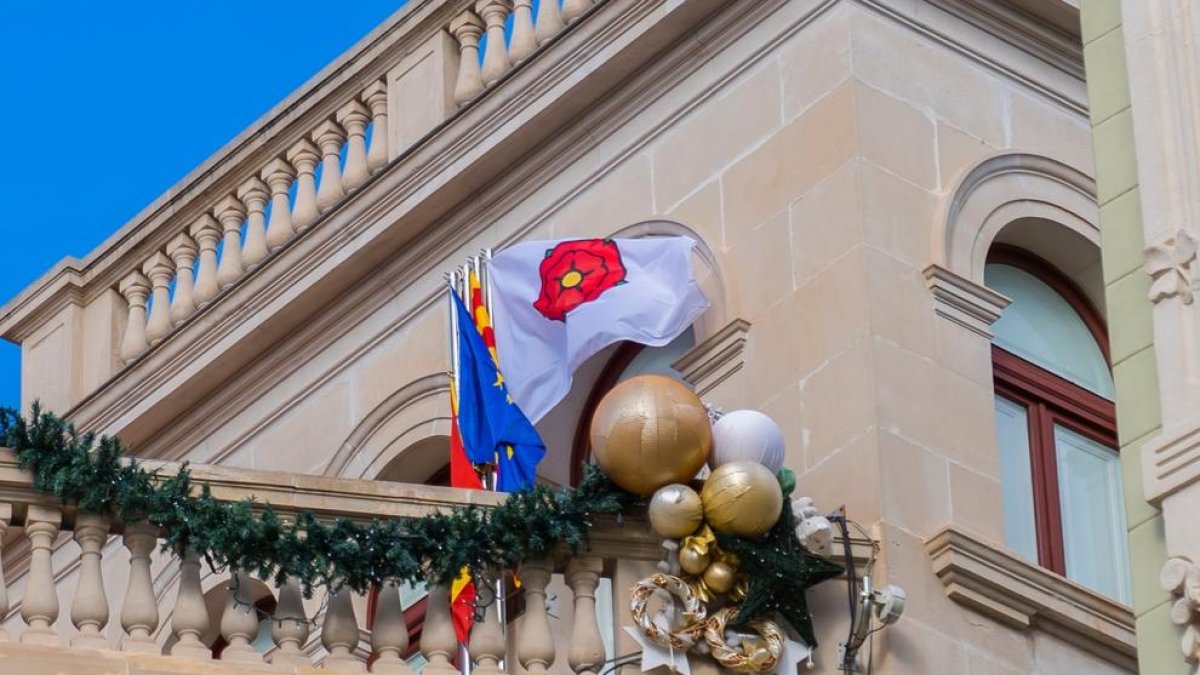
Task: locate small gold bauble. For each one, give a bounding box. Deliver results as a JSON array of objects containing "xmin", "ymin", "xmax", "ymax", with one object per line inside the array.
[
  {"xmin": 649, "ymin": 484, "xmax": 705, "ymax": 539},
  {"xmin": 702, "ymin": 560, "xmax": 736, "ymax": 594},
  {"xmin": 590, "ymin": 375, "xmax": 713, "ymax": 496},
  {"xmin": 679, "ymin": 545, "xmax": 711, "ymax": 576},
  {"xmin": 700, "ymin": 460, "xmax": 784, "ymax": 539}
]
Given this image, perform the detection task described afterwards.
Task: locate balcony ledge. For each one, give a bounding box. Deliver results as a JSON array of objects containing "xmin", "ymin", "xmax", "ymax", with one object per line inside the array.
[{"xmin": 926, "ymin": 526, "xmax": 1136, "ymax": 671}]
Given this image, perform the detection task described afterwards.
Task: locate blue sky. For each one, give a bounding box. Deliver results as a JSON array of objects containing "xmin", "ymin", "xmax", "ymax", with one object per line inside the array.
[{"xmin": 0, "ymin": 1, "xmax": 403, "ymax": 410}]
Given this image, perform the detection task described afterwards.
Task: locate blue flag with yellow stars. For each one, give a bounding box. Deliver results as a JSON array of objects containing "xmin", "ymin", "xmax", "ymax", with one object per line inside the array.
[{"xmin": 452, "ymin": 287, "xmax": 546, "ymax": 492}]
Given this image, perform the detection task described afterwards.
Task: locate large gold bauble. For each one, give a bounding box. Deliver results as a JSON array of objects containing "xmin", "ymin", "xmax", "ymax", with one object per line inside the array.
[
  {"xmin": 590, "ymin": 375, "xmax": 713, "ymax": 496},
  {"xmin": 648, "ymin": 484, "xmax": 705, "ymax": 539},
  {"xmin": 700, "ymin": 460, "xmax": 783, "ymax": 539}
]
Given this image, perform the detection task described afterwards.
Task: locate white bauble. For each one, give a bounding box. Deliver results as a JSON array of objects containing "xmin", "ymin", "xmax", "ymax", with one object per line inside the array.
[{"xmin": 710, "ymin": 410, "xmax": 785, "ymax": 471}]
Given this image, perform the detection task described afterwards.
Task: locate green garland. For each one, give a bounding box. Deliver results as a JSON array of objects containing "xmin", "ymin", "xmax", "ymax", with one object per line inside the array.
[
  {"xmin": 0, "ymin": 404, "xmax": 841, "ymax": 647},
  {"xmin": 0, "ymin": 405, "xmax": 634, "ymax": 596}
]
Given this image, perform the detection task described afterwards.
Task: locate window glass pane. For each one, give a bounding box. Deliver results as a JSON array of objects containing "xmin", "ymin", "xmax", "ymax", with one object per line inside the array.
[
  {"xmin": 1054, "ymin": 424, "xmax": 1131, "ymax": 603},
  {"xmin": 994, "ymin": 395, "xmax": 1039, "ymax": 562},
  {"xmin": 985, "ymin": 264, "xmax": 1114, "ymax": 399}
]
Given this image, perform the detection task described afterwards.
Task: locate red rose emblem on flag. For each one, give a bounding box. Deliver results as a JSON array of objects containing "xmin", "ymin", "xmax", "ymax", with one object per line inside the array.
[{"xmin": 533, "ymin": 239, "xmax": 627, "ymax": 322}]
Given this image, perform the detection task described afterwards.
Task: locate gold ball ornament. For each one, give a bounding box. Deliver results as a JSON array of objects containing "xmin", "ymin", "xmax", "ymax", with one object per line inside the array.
[
  {"xmin": 700, "ymin": 460, "xmax": 784, "ymax": 539},
  {"xmin": 702, "ymin": 560, "xmax": 736, "ymax": 594},
  {"xmin": 590, "ymin": 375, "xmax": 713, "ymax": 496},
  {"xmin": 679, "ymin": 545, "xmax": 711, "ymax": 576},
  {"xmin": 648, "ymin": 484, "xmax": 705, "ymax": 539}
]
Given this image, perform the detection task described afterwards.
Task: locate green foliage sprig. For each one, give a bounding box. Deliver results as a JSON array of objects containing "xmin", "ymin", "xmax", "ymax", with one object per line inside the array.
[{"xmin": 0, "ymin": 405, "xmax": 634, "ymax": 596}]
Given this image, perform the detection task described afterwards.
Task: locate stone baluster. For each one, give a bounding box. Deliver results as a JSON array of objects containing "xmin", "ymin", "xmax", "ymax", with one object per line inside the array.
[
  {"xmin": 566, "ymin": 558, "xmax": 605, "ymax": 675},
  {"xmin": 469, "ymin": 571, "xmax": 506, "ymax": 675},
  {"xmin": 69, "ymin": 514, "xmax": 110, "ymax": 648},
  {"xmin": 288, "ymin": 139, "xmax": 321, "ymax": 231},
  {"xmin": 535, "ymin": 0, "xmax": 564, "ymax": 44},
  {"xmin": 337, "ymin": 100, "xmax": 371, "ymax": 192},
  {"xmin": 142, "ymin": 253, "xmax": 176, "ymax": 346},
  {"xmin": 562, "ymin": 0, "xmax": 591, "ymax": 23},
  {"xmin": 269, "ymin": 576, "xmax": 310, "ymax": 666},
  {"xmin": 118, "ymin": 271, "xmax": 151, "ymax": 365},
  {"xmin": 237, "ymin": 177, "xmax": 270, "ymax": 271},
  {"xmin": 518, "ymin": 560, "xmax": 556, "ymax": 675},
  {"xmin": 214, "ymin": 196, "xmax": 247, "ymax": 290},
  {"xmin": 120, "ymin": 522, "xmax": 160, "ymax": 652},
  {"xmin": 321, "ymin": 585, "xmax": 363, "ymax": 670},
  {"xmin": 20, "ymin": 506, "xmax": 62, "ymax": 645},
  {"xmin": 261, "ymin": 158, "xmax": 297, "ymax": 252},
  {"xmin": 313, "ymin": 120, "xmax": 347, "ymax": 211},
  {"xmin": 371, "ymin": 579, "xmax": 413, "ymax": 674},
  {"xmin": 189, "ymin": 214, "xmax": 222, "ymax": 308},
  {"xmin": 450, "ymin": 12, "xmax": 486, "ymax": 106},
  {"xmin": 363, "ymin": 81, "xmax": 389, "ymax": 173},
  {"xmin": 420, "ymin": 585, "xmax": 461, "ymax": 675},
  {"xmin": 0, "ymin": 504, "xmax": 9, "ymax": 643},
  {"xmin": 510, "ymin": 0, "xmax": 537, "ymax": 62},
  {"xmin": 167, "ymin": 233, "xmax": 199, "ymax": 325},
  {"xmin": 220, "ymin": 570, "xmax": 262, "ymax": 663},
  {"xmin": 170, "ymin": 548, "xmax": 212, "ymax": 659},
  {"xmin": 477, "ymin": 0, "xmax": 513, "ymax": 86}
]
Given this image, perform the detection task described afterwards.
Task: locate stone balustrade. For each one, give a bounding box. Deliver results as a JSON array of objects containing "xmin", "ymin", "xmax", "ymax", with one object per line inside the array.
[
  {"xmin": 0, "ymin": 447, "xmax": 651, "ymax": 671},
  {"xmin": 111, "ymin": 0, "xmax": 597, "ymax": 369}
]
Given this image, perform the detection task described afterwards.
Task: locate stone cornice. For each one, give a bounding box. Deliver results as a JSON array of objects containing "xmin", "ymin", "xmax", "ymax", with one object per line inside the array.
[
  {"xmin": 923, "ymin": 264, "xmax": 1011, "ymax": 338},
  {"xmin": 860, "ymin": 0, "xmax": 1086, "ymax": 114},
  {"xmin": 0, "ymin": 261, "xmax": 86, "ymax": 343},
  {"xmin": 926, "ymin": 526, "xmax": 1136, "ymax": 671}
]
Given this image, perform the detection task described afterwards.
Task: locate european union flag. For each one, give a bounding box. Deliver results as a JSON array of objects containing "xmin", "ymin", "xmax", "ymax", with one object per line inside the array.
[{"xmin": 452, "ymin": 288, "xmax": 546, "ymax": 492}]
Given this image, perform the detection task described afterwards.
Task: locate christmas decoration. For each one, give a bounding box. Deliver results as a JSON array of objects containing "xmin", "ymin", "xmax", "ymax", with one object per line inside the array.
[
  {"xmin": 0, "ymin": 405, "xmax": 636, "ymax": 596},
  {"xmin": 648, "ymin": 484, "xmax": 705, "ymax": 539},
  {"xmin": 700, "ymin": 461, "xmax": 783, "ymax": 539},
  {"xmin": 703, "ymin": 607, "xmax": 784, "ymax": 672},
  {"xmin": 629, "ymin": 573, "xmax": 708, "ymax": 650},
  {"xmin": 710, "ymin": 410, "xmax": 785, "ymax": 472},
  {"xmin": 589, "ymin": 375, "xmax": 712, "ymax": 496},
  {"xmin": 624, "ymin": 625, "xmax": 692, "ymax": 675}
]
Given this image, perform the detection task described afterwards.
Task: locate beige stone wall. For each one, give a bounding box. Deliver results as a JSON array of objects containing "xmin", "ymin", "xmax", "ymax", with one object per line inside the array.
[
  {"xmin": 116, "ymin": 3, "xmax": 1114, "ymax": 672},
  {"xmin": 0, "ymin": 1, "xmax": 1129, "ymax": 672}
]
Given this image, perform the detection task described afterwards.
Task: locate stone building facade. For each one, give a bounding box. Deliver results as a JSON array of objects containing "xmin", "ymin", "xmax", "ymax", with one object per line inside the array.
[{"xmin": 0, "ymin": 0, "xmax": 1167, "ymax": 673}]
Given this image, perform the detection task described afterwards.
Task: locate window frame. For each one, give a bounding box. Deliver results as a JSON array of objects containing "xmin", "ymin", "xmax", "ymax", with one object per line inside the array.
[{"xmin": 988, "ymin": 248, "xmax": 1118, "ymax": 580}]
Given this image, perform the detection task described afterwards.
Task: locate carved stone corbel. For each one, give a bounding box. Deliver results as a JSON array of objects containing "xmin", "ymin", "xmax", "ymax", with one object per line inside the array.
[
  {"xmin": 1145, "ymin": 231, "xmax": 1198, "ymax": 304},
  {"xmin": 1161, "ymin": 556, "xmax": 1200, "ymax": 665}
]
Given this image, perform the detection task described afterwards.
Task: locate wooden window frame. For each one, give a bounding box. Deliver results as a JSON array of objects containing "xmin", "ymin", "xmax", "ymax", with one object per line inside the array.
[{"xmin": 988, "ymin": 249, "xmax": 1117, "ymax": 578}]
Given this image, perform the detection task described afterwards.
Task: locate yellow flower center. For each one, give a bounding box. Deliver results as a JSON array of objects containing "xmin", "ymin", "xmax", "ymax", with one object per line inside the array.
[{"xmin": 561, "ymin": 270, "xmax": 584, "ymax": 288}]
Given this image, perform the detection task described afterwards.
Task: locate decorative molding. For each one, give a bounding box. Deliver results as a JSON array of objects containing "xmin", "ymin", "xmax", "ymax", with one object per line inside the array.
[
  {"xmin": 922, "ymin": 264, "xmax": 1011, "ymax": 338},
  {"xmin": 1144, "ymin": 230, "xmax": 1198, "ymax": 305},
  {"xmin": 926, "ymin": 526, "xmax": 1136, "ymax": 671},
  {"xmin": 671, "ymin": 318, "xmax": 751, "ymax": 396},
  {"xmin": 1141, "ymin": 418, "xmax": 1200, "ymax": 504},
  {"xmin": 1160, "ymin": 556, "xmax": 1200, "ymax": 665}
]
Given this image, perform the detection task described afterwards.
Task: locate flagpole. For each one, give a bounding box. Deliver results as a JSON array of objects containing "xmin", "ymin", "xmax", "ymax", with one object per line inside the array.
[{"xmin": 445, "ymin": 270, "xmax": 472, "ymax": 675}]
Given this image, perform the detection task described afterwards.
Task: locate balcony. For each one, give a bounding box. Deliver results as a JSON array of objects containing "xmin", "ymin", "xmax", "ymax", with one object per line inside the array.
[{"xmin": 0, "ymin": 446, "xmax": 672, "ymax": 672}]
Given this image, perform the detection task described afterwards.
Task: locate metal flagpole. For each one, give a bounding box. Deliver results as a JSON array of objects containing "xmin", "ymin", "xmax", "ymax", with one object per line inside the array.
[
  {"xmin": 474, "ymin": 248, "xmax": 508, "ymax": 670},
  {"xmin": 446, "ymin": 269, "xmax": 472, "ymax": 675}
]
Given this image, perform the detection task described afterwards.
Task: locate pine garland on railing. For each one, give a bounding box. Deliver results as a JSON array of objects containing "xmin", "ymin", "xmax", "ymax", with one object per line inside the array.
[{"xmin": 0, "ymin": 405, "xmax": 636, "ymax": 596}]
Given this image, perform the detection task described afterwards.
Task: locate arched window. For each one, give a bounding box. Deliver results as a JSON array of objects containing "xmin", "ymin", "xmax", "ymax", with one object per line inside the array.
[{"xmin": 986, "ymin": 253, "xmax": 1129, "ymax": 603}]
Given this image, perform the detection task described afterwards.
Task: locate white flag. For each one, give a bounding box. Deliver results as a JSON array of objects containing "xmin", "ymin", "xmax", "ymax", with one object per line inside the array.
[{"xmin": 488, "ymin": 237, "xmax": 708, "ymax": 422}]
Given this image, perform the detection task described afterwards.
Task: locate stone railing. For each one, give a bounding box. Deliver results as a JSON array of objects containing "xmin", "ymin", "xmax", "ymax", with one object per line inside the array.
[
  {"xmin": 111, "ymin": 0, "xmax": 596, "ymax": 368},
  {"xmin": 0, "ymin": 448, "xmax": 660, "ymax": 672}
]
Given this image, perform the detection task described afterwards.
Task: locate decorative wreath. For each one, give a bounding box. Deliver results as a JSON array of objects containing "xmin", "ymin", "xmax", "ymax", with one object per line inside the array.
[
  {"xmin": 703, "ymin": 607, "xmax": 785, "ymax": 673},
  {"xmin": 630, "ymin": 573, "xmax": 707, "ymax": 649}
]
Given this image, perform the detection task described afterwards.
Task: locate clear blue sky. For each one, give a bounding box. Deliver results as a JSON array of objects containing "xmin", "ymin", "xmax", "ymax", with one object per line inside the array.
[{"xmin": 0, "ymin": 1, "xmax": 403, "ymax": 410}]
